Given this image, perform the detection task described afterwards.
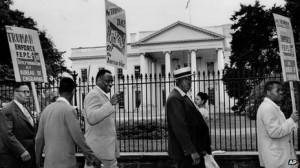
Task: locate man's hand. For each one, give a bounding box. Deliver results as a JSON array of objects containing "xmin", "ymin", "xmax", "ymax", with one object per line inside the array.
[
  {"xmin": 110, "ymin": 94, "xmax": 119, "ymax": 105},
  {"xmin": 85, "ymin": 155, "xmax": 93, "ymax": 166},
  {"xmin": 291, "ymin": 111, "xmax": 299, "ymax": 122},
  {"xmin": 20, "ymin": 151, "xmax": 31, "ymax": 162},
  {"xmin": 92, "ymin": 157, "xmax": 102, "ymax": 167},
  {"xmin": 191, "ymin": 152, "xmax": 200, "ymax": 165}
]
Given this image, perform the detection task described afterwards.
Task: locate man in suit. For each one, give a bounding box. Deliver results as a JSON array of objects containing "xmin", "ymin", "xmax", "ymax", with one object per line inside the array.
[
  {"xmin": 84, "ymin": 68, "xmax": 120, "ymax": 168},
  {"xmin": 0, "ymin": 109, "xmax": 18, "ymax": 168},
  {"xmin": 166, "ymin": 67, "xmax": 211, "ymax": 168},
  {"xmin": 257, "ymin": 80, "xmax": 298, "ymax": 168},
  {"xmin": 0, "ymin": 82, "xmax": 36, "ymax": 168},
  {"xmin": 35, "ymin": 77, "xmax": 100, "ymax": 168}
]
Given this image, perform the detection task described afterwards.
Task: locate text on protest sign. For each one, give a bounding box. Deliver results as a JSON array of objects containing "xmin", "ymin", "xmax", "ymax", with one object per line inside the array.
[
  {"xmin": 105, "ymin": 0, "xmax": 127, "ymax": 69},
  {"xmin": 273, "ymin": 14, "xmax": 299, "ymax": 81},
  {"xmin": 5, "ymin": 26, "xmax": 47, "ymax": 82}
]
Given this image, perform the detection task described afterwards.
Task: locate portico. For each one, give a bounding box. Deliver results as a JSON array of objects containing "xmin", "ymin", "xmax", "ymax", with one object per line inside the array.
[
  {"xmin": 133, "ymin": 21, "xmax": 227, "ymax": 99},
  {"xmin": 70, "ymin": 21, "xmax": 232, "ymax": 112}
]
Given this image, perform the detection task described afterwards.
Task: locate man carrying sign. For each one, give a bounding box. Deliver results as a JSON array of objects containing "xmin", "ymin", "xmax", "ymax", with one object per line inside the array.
[{"xmin": 257, "ymin": 81, "xmax": 298, "ymax": 168}]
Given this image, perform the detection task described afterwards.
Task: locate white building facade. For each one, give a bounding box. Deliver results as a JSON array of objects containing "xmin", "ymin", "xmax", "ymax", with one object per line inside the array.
[{"xmin": 70, "ymin": 21, "xmax": 233, "ymax": 116}]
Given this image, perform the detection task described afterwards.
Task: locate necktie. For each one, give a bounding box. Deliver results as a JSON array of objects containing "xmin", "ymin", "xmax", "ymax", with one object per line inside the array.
[{"xmin": 23, "ymin": 106, "xmax": 34, "ymax": 126}]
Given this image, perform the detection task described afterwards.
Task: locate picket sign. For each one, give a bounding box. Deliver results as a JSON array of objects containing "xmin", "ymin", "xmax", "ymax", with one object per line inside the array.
[
  {"xmin": 273, "ymin": 14, "xmax": 299, "ymax": 113},
  {"xmin": 5, "ymin": 26, "xmax": 47, "ymax": 115}
]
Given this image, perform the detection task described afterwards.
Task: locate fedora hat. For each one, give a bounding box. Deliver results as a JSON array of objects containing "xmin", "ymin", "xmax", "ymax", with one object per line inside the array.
[{"xmin": 173, "ymin": 67, "xmax": 193, "ymax": 79}]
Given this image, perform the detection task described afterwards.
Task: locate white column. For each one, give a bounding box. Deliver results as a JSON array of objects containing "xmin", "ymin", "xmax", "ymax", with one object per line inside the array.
[
  {"xmin": 217, "ymin": 48, "xmax": 224, "ymax": 71},
  {"xmin": 151, "ymin": 60, "xmax": 156, "ymax": 107},
  {"xmin": 164, "ymin": 51, "xmax": 171, "ymax": 99},
  {"xmin": 140, "ymin": 53, "xmax": 146, "ymax": 76},
  {"xmin": 190, "ymin": 50, "xmax": 198, "ymax": 98},
  {"xmin": 148, "ymin": 58, "xmax": 152, "ymax": 76},
  {"xmin": 190, "ymin": 50, "xmax": 197, "ymax": 75},
  {"xmin": 165, "ymin": 51, "xmax": 171, "ymax": 77},
  {"xmin": 151, "ymin": 61, "xmax": 155, "ymax": 76},
  {"xmin": 140, "ymin": 53, "xmax": 147, "ymax": 110},
  {"xmin": 217, "ymin": 48, "xmax": 224, "ymax": 109}
]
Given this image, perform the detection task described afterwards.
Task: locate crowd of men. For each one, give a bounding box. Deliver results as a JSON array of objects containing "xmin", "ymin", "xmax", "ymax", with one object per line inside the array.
[
  {"xmin": 0, "ymin": 69, "xmax": 119, "ymax": 168},
  {"xmin": 0, "ymin": 67, "xmax": 299, "ymax": 168}
]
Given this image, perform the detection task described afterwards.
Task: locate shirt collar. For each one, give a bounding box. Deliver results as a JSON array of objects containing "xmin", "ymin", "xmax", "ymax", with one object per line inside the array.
[
  {"xmin": 264, "ymin": 97, "xmax": 280, "ymax": 110},
  {"xmin": 14, "ymin": 99, "xmax": 24, "ymax": 111},
  {"xmin": 56, "ymin": 97, "xmax": 70, "ymax": 106},
  {"xmin": 174, "ymin": 86, "xmax": 186, "ymax": 97},
  {"xmin": 96, "ymin": 85, "xmax": 110, "ymax": 99}
]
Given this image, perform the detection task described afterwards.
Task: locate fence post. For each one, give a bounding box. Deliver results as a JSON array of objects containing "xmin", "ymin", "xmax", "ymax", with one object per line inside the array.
[{"xmin": 71, "ymin": 71, "xmax": 78, "ymax": 106}]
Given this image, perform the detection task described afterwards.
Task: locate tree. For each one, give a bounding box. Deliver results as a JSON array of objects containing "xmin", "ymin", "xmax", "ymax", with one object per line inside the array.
[
  {"xmin": 285, "ymin": 0, "xmax": 300, "ymax": 63},
  {"xmin": 222, "ymin": 1, "xmax": 289, "ymax": 115},
  {"xmin": 0, "ymin": 0, "xmax": 69, "ymax": 80}
]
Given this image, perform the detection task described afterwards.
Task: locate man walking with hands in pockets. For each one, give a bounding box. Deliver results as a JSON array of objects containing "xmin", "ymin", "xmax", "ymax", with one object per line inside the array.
[
  {"xmin": 257, "ymin": 80, "xmax": 299, "ymax": 168},
  {"xmin": 84, "ymin": 68, "xmax": 120, "ymax": 168}
]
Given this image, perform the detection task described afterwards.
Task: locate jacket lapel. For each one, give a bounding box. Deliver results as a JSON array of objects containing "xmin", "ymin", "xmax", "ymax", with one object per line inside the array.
[
  {"xmin": 95, "ymin": 86, "xmax": 109, "ymax": 102},
  {"xmin": 12, "ymin": 102, "xmax": 35, "ymax": 129},
  {"xmin": 183, "ymin": 95, "xmax": 207, "ymax": 126},
  {"xmin": 264, "ymin": 98, "xmax": 286, "ymax": 120}
]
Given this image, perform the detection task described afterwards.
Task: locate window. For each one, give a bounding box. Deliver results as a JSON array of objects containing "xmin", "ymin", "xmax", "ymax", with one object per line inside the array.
[
  {"xmin": 162, "ymin": 89, "xmax": 166, "ymax": 106},
  {"xmin": 134, "ymin": 66, "xmax": 140, "ymax": 78},
  {"xmin": 117, "ymin": 68, "xmax": 123, "ymax": 79},
  {"xmin": 81, "ymin": 68, "xmax": 87, "ymax": 82},
  {"xmin": 208, "ymin": 88, "xmax": 215, "ymax": 105},
  {"xmin": 161, "ymin": 64, "xmax": 165, "ymax": 77},
  {"xmin": 119, "ymin": 91, "xmax": 124, "ymax": 108},
  {"xmin": 207, "ymin": 62, "xmax": 215, "ymax": 74},
  {"xmin": 135, "ymin": 90, "xmax": 141, "ymax": 108}
]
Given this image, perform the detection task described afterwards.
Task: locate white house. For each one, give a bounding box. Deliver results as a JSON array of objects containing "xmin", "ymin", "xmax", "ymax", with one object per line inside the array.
[{"xmin": 70, "ymin": 21, "xmax": 233, "ymax": 116}]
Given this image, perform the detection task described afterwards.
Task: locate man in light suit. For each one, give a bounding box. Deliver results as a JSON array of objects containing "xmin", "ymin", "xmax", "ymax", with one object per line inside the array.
[
  {"xmin": 0, "ymin": 82, "xmax": 36, "ymax": 168},
  {"xmin": 257, "ymin": 80, "xmax": 299, "ymax": 168},
  {"xmin": 84, "ymin": 68, "xmax": 120, "ymax": 168},
  {"xmin": 35, "ymin": 77, "xmax": 100, "ymax": 168},
  {"xmin": 166, "ymin": 67, "xmax": 211, "ymax": 168}
]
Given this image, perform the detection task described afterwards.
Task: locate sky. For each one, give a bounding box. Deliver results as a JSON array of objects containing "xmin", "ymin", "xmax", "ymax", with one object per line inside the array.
[{"xmin": 11, "ymin": 0, "xmax": 286, "ymax": 68}]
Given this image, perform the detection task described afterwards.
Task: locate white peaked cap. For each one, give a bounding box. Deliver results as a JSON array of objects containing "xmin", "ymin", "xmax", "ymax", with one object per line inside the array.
[{"xmin": 173, "ymin": 67, "xmax": 193, "ymax": 79}]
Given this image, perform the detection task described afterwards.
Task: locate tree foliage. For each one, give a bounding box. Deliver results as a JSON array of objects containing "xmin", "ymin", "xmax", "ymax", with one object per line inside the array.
[
  {"xmin": 223, "ymin": 0, "xmax": 300, "ymax": 115},
  {"xmin": 285, "ymin": 0, "xmax": 300, "ymax": 57},
  {"xmin": 0, "ymin": 0, "xmax": 69, "ymax": 80}
]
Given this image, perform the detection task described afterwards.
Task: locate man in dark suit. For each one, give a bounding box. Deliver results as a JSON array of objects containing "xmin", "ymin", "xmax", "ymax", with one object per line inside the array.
[
  {"xmin": 0, "ymin": 109, "xmax": 18, "ymax": 168},
  {"xmin": 0, "ymin": 82, "xmax": 36, "ymax": 168},
  {"xmin": 166, "ymin": 67, "xmax": 211, "ymax": 168}
]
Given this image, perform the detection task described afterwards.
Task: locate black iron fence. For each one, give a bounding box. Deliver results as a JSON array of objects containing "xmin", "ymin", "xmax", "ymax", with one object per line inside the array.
[{"xmin": 0, "ymin": 70, "xmax": 299, "ymax": 152}]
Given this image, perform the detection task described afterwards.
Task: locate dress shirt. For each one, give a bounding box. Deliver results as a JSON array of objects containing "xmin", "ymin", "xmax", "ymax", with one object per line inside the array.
[
  {"xmin": 96, "ymin": 86, "xmax": 110, "ymax": 99},
  {"xmin": 264, "ymin": 97, "xmax": 297, "ymax": 129},
  {"xmin": 56, "ymin": 97, "xmax": 70, "ymax": 105},
  {"xmin": 174, "ymin": 86, "xmax": 186, "ymax": 97}
]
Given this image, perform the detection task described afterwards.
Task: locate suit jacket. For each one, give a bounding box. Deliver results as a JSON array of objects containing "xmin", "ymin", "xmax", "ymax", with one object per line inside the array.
[
  {"xmin": 166, "ymin": 89, "xmax": 211, "ymax": 160},
  {"xmin": 257, "ymin": 97, "xmax": 298, "ymax": 168},
  {"xmin": 84, "ymin": 86, "xmax": 119, "ymax": 160},
  {"xmin": 35, "ymin": 98, "xmax": 95, "ymax": 168},
  {"xmin": 0, "ymin": 100, "xmax": 36, "ymax": 168}
]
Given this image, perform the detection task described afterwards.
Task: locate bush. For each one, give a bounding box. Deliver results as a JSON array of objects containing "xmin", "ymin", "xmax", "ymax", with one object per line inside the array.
[
  {"xmin": 117, "ymin": 119, "xmax": 168, "ymax": 140},
  {"xmin": 246, "ymin": 79, "xmax": 292, "ymax": 120}
]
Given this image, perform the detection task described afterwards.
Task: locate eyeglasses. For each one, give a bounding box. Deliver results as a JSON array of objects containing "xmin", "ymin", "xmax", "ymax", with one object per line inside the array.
[{"xmin": 16, "ymin": 90, "xmax": 31, "ymax": 95}]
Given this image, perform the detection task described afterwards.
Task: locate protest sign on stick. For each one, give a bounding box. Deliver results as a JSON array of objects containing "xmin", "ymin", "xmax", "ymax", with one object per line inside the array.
[
  {"xmin": 5, "ymin": 26, "xmax": 48, "ymax": 115},
  {"xmin": 273, "ymin": 14, "xmax": 299, "ymax": 112},
  {"xmin": 105, "ymin": 0, "xmax": 127, "ymax": 93}
]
